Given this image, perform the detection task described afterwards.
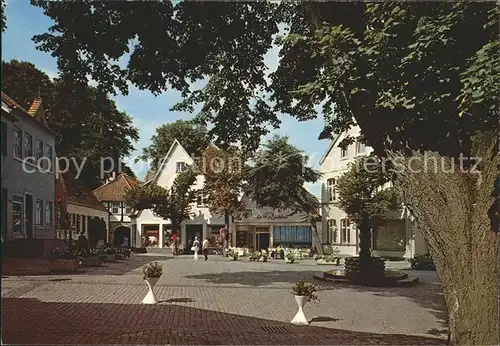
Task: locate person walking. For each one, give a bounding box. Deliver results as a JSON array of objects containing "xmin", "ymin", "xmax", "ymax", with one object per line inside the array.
[
  {"xmin": 202, "ymin": 237, "xmax": 209, "ymax": 261},
  {"xmin": 191, "ymin": 236, "xmax": 200, "ymax": 261},
  {"xmin": 172, "ymin": 232, "xmax": 178, "ymax": 256}
]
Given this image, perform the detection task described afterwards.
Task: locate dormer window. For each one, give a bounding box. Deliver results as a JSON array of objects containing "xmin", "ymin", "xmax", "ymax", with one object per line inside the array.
[
  {"xmin": 176, "ymin": 162, "xmax": 187, "ymax": 173},
  {"xmin": 355, "ymin": 137, "xmax": 366, "ymax": 155}
]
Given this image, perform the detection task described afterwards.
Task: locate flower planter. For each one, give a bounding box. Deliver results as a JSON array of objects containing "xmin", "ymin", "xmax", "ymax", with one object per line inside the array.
[
  {"xmin": 285, "ymin": 258, "xmax": 295, "ymax": 264},
  {"xmin": 291, "ymin": 295, "xmax": 309, "ymax": 325},
  {"xmin": 142, "ymin": 277, "xmax": 160, "ymax": 304},
  {"xmin": 259, "ymin": 256, "xmax": 268, "ymax": 262},
  {"xmin": 115, "ymin": 253, "xmax": 125, "ymax": 261},
  {"xmin": 316, "ymin": 259, "xmax": 340, "ymax": 266},
  {"xmin": 48, "ymin": 259, "xmax": 80, "ymax": 273},
  {"xmin": 229, "ymin": 257, "xmax": 238, "ymax": 261},
  {"xmin": 80, "ymin": 256, "xmax": 101, "ymax": 267}
]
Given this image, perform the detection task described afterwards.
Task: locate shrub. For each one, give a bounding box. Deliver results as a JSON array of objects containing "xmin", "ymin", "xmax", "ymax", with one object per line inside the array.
[
  {"xmin": 228, "ymin": 249, "xmax": 239, "ymax": 260},
  {"xmin": 408, "ymin": 253, "xmax": 436, "ymax": 270},
  {"xmin": 143, "ymin": 261, "xmax": 163, "ymax": 280},
  {"xmin": 47, "ymin": 248, "xmax": 78, "ymax": 262},
  {"xmin": 285, "ymin": 251, "xmax": 295, "ymax": 262},
  {"xmin": 291, "ymin": 280, "xmax": 319, "ymax": 302}
]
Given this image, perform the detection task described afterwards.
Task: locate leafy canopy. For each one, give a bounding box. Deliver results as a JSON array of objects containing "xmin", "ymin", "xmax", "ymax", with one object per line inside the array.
[
  {"xmin": 335, "ymin": 156, "xmax": 400, "ymax": 225},
  {"xmin": 138, "ymin": 119, "xmax": 210, "ymax": 168},
  {"xmin": 245, "ymin": 135, "xmax": 321, "ymax": 215},
  {"xmin": 125, "ymin": 168, "xmax": 197, "ymax": 223},
  {"xmin": 200, "ymin": 146, "xmax": 246, "ymax": 218},
  {"xmin": 1, "ymin": 59, "xmax": 139, "ymax": 187}
]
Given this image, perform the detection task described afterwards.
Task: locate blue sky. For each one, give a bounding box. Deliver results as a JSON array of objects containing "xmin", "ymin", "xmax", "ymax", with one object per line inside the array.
[{"xmin": 2, "ymin": 2, "xmax": 330, "ymax": 196}]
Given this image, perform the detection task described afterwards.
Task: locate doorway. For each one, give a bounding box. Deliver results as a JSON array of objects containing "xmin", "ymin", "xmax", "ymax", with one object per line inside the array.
[
  {"xmin": 114, "ymin": 226, "xmax": 131, "ymax": 247},
  {"xmin": 25, "ymin": 193, "xmax": 33, "ymax": 239},
  {"xmin": 185, "ymin": 224, "xmax": 203, "ymax": 251},
  {"xmin": 256, "ymin": 232, "xmax": 270, "ymax": 251}
]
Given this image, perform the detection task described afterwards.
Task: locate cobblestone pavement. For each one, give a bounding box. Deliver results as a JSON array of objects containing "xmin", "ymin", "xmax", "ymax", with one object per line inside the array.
[{"xmin": 1, "ymin": 255, "xmax": 448, "ymax": 345}]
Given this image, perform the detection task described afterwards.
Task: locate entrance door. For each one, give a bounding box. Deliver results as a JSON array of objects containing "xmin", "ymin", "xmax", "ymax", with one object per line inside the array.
[
  {"xmin": 185, "ymin": 224, "xmax": 203, "ymax": 251},
  {"xmin": 25, "ymin": 194, "xmax": 33, "ymax": 239},
  {"xmin": 256, "ymin": 232, "xmax": 270, "ymax": 251}
]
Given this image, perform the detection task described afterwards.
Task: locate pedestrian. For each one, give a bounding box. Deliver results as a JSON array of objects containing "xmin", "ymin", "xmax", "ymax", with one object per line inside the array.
[
  {"xmin": 172, "ymin": 232, "xmax": 178, "ymax": 256},
  {"xmin": 202, "ymin": 237, "xmax": 209, "ymax": 261},
  {"xmin": 191, "ymin": 236, "xmax": 200, "ymax": 261}
]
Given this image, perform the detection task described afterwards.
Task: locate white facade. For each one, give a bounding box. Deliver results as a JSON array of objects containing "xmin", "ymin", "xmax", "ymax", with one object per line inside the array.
[
  {"xmin": 1, "ymin": 95, "xmax": 56, "ymax": 241},
  {"xmin": 133, "ymin": 139, "xmax": 227, "ymax": 249},
  {"xmin": 319, "ymin": 124, "xmax": 427, "ymax": 258}
]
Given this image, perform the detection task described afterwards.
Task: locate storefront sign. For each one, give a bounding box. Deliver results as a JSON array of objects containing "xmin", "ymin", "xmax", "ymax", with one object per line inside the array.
[{"xmin": 251, "ymin": 211, "xmax": 289, "ymax": 220}]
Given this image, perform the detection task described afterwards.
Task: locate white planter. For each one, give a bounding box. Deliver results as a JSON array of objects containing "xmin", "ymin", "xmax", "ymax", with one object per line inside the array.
[
  {"xmin": 142, "ymin": 277, "xmax": 160, "ymax": 304},
  {"xmin": 291, "ymin": 295, "xmax": 309, "ymax": 325},
  {"xmin": 285, "ymin": 258, "xmax": 295, "ymax": 263}
]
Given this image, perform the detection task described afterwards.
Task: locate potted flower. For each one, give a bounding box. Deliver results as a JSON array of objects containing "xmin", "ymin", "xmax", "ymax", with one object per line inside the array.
[
  {"xmin": 142, "ymin": 261, "xmax": 163, "ymax": 304},
  {"xmin": 47, "ymin": 248, "xmax": 81, "ymax": 273},
  {"xmin": 277, "ymin": 246, "xmax": 285, "ymax": 259},
  {"xmin": 290, "ymin": 280, "xmax": 319, "ymax": 325},
  {"xmin": 103, "ymin": 246, "xmax": 117, "ymax": 262},
  {"xmin": 260, "ymin": 253, "xmax": 268, "ymax": 262},
  {"xmin": 76, "ymin": 248, "xmax": 101, "ymax": 267},
  {"xmin": 285, "ymin": 251, "xmax": 295, "ymax": 263},
  {"xmin": 228, "ymin": 249, "xmax": 239, "ymax": 261}
]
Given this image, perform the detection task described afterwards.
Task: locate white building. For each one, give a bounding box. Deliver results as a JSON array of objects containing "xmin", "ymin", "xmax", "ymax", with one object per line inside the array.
[
  {"xmin": 131, "ymin": 139, "xmax": 319, "ymax": 252},
  {"xmin": 319, "ymin": 124, "xmax": 427, "ymax": 258},
  {"xmin": 1, "ymin": 92, "xmax": 57, "ymax": 243}
]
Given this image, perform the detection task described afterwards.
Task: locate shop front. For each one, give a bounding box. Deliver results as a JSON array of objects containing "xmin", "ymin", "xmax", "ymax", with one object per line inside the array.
[{"xmin": 142, "ymin": 224, "xmax": 160, "ymax": 247}]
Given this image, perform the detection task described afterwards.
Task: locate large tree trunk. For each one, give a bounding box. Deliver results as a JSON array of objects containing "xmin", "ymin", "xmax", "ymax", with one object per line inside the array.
[
  {"xmin": 311, "ymin": 220, "xmax": 324, "ymax": 256},
  {"xmin": 388, "ymin": 131, "xmax": 499, "ymax": 345},
  {"xmin": 358, "ymin": 213, "xmax": 371, "ymax": 260}
]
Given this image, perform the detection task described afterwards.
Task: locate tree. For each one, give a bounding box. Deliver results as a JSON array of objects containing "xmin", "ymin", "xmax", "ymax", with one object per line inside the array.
[
  {"xmin": 137, "ymin": 120, "xmax": 210, "ymax": 168},
  {"xmin": 245, "ymin": 136, "xmax": 323, "ymax": 254},
  {"xmin": 335, "ymin": 156, "xmax": 400, "ymax": 267},
  {"xmin": 32, "ymin": 2, "xmax": 499, "ymax": 343},
  {"xmin": 1, "ymin": 0, "xmax": 6, "ymax": 32},
  {"xmin": 125, "ymin": 169, "xmax": 197, "ymax": 237},
  {"xmin": 200, "ymin": 146, "xmax": 247, "ymax": 254},
  {"xmin": 1, "ymin": 60, "xmax": 139, "ymax": 188}
]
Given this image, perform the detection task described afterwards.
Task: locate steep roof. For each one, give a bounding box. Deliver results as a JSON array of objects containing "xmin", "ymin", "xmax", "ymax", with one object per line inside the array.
[
  {"xmin": 318, "ymin": 133, "xmax": 342, "ymax": 166},
  {"xmin": 62, "ymin": 173, "xmax": 108, "ymax": 212},
  {"xmin": 144, "ymin": 169, "xmax": 156, "ymax": 183},
  {"xmin": 1, "ymin": 92, "xmax": 56, "ymax": 135},
  {"xmin": 93, "ymin": 173, "xmax": 141, "ymax": 202}
]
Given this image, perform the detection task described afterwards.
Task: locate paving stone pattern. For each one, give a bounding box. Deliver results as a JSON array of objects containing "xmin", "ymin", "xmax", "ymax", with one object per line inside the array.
[{"xmin": 1, "ymin": 255, "xmax": 447, "ymax": 345}]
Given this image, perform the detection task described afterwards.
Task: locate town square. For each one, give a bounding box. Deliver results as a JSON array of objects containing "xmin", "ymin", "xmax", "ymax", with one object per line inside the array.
[
  {"xmin": 1, "ymin": 1, "xmax": 498, "ymax": 345},
  {"xmin": 3, "ymin": 254, "xmax": 446, "ymax": 345}
]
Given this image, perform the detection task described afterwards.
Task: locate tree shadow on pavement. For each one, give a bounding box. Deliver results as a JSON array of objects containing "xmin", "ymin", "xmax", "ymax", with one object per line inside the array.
[
  {"xmin": 185, "ymin": 269, "xmax": 448, "ymax": 338},
  {"xmin": 185, "ymin": 270, "xmax": 320, "ymax": 287},
  {"xmin": 1, "ymin": 298, "xmax": 445, "ymax": 345}
]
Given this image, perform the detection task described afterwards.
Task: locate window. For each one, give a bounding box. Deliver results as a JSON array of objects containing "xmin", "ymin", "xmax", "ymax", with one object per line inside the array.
[
  {"xmin": 1, "ymin": 122, "xmax": 7, "ymax": 156},
  {"xmin": 70, "ymin": 214, "xmax": 76, "ymax": 226},
  {"xmin": 46, "ymin": 144, "xmax": 53, "ymax": 171},
  {"xmin": 124, "ymin": 204, "xmax": 132, "ymax": 215},
  {"xmin": 12, "ymin": 195, "xmax": 23, "ymax": 237},
  {"xmin": 326, "ymin": 178, "xmax": 336, "ymax": 202},
  {"xmin": 76, "ymin": 214, "xmax": 81, "ymax": 232},
  {"xmin": 340, "ymin": 219, "xmax": 351, "ymax": 244},
  {"xmin": 81, "ymin": 215, "xmax": 86, "ymax": 234},
  {"xmin": 35, "ymin": 199, "xmax": 44, "ymax": 226},
  {"xmin": 326, "ymin": 219, "xmax": 337, "ymax": 244},
  {"xmin": 45, "ymin": 201, "xmax": 53, "ymax": 226},
  {"xmin": 111, "ymin": 202, "xmax": 120, "ymax": 214},
  {"xmin": 355, "ymin": 138, "xmax": 366, "ymax": 155},
  {"xmin": 176, "ymin": 161, "xmax": 186, "ymax": 173},
  {"xmin": 341, "ymin": 147, "xmax": 348, "ymax": 159},
  {"xmin": 35, "ymin": 139, "xmax": 43, "ymax": 165},
  {"xmin": 23, "ymin": 133, "xmax": 33, "ymax": 159},
  {"xmin": 273, "ymin": 226, "xmax": 313, "ymax": 247},
  {"xmin": 197, "ymin": 191, "xmax": 206, "ymax": 207},
  {"xmin": 13, "ymin": 126, "xmax": 22, "ymax": 159}
]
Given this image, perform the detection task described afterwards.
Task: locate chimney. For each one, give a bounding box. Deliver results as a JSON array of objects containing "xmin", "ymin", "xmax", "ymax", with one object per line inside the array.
[{"xmin": 107, "ymin": 171, "xmax": 116, "ymax": 183}]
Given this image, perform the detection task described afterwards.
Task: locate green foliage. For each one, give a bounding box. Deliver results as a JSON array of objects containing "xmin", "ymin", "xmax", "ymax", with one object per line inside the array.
[
  {"xmin": 124, "ymin": 168, "xmax": 197, "ymax": 227},
  {"xmin": 47, "ymin": 248, "xmax": 78, "ymax": 262},
  {"xmin": 142, "ymin": 261, "xmax": 163, "ymax": 280},
  {"xmin": 246, "ymin": 136, "xmax": 321, "ymax": 213},
  {"xmin": 137, "ymin": 120, "xmax": 210, "ymax": 168},
  {"xmin": 201, "ymin": 146, "xmax": 247, "ymax": 219},
  {"xmin": 1, "ymin": 60, "xmax": 139, "ymax": 188},
  {"xmin": 291, "ymin": 280, "xmax": 319, "ymax": 302},
  {"xmin": 1, "ymin": 0, "xmax": 6, "ymax": 32},
  {"xmin": 335, "ymin": 156, "xmax": 400, "ymax": 225}
]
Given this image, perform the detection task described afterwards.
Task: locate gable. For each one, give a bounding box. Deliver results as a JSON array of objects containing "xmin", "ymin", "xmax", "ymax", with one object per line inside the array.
[
  {"xmin": 153, "ymin": 139, "xmax": 194, "ymax": 189},
  {"xmin": 93, "ymin": 173, "xmax": 141, "ymax": 202}
]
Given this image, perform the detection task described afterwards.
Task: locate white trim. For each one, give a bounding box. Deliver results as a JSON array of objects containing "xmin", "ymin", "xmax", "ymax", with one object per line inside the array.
[{"xmin": 318, "ymin": 133, "xmax": 341, "ymax": 165}]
